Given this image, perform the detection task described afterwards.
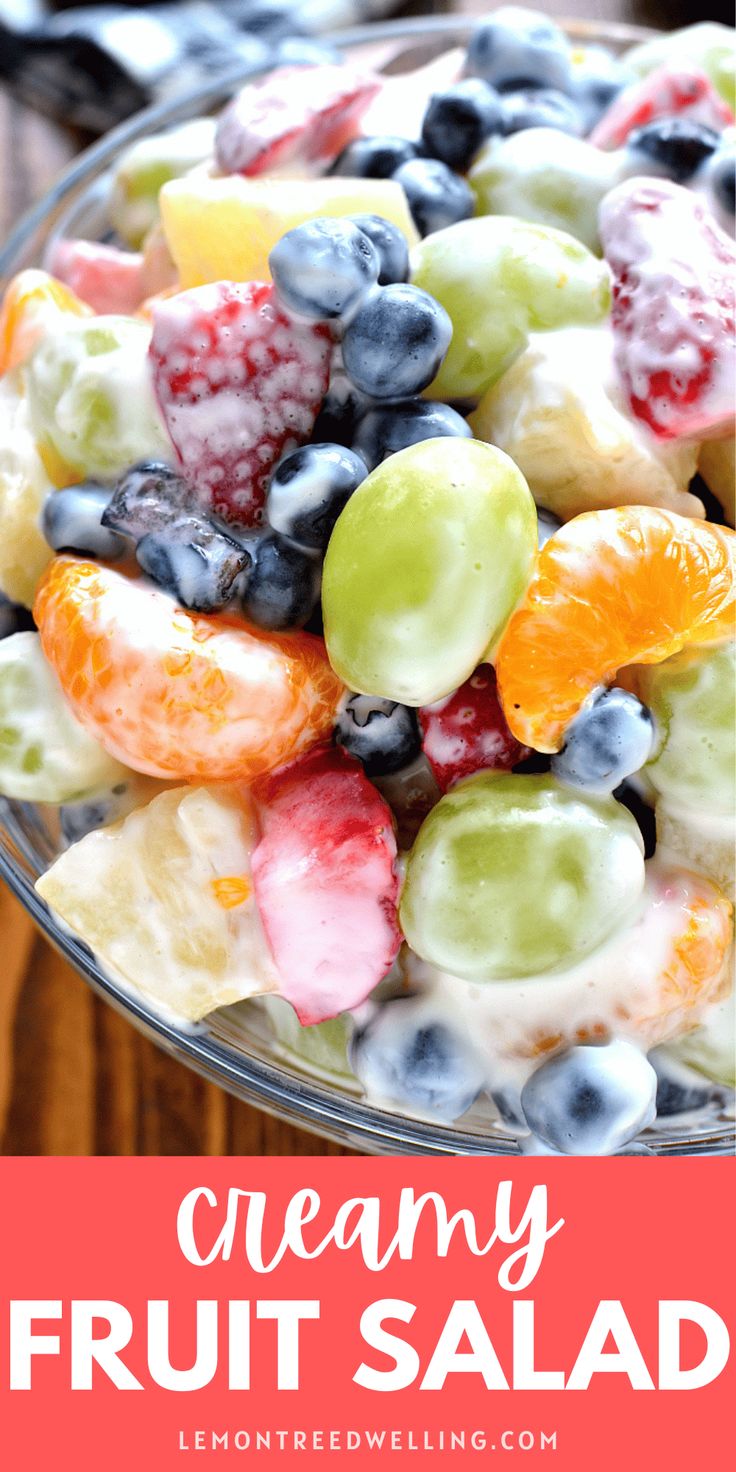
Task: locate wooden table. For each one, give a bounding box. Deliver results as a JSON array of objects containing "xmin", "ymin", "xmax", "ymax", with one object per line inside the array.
[{"xmin": 0, "ymin": 1, "xmax": 690, "ymax": 1155}]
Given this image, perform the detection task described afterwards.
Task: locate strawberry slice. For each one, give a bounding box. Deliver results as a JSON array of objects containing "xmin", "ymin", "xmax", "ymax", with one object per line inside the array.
[
  {"xmin": 419, "ymin": 664, "xmax": 529, "ymax": 793},
  {"xmin": 215, "ymin": 64, "xmax": 382, "ymax": 178},
  {"xmin": 590, "ymin": 64, "xmax": 733, "ymax": 150},
  {"xmin": 251, "ymin": 746, "xmax": 401, "ymax": 1024},
  {"xmin": 599, "ymin": 177, "xmax": 736, "ymax": 441},
  {"xmin": 48, "ymin": 239, "xmax": 145, "ymax": 316},
  {"xmin": 149, "ymin": 281, "xmax": 332, "ymax": 526}
]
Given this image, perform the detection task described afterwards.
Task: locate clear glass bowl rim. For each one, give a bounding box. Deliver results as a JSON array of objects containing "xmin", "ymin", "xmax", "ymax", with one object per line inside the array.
[{"xmin": 1, "ymin": 12, "xmax": 733, "ymax": 1156}]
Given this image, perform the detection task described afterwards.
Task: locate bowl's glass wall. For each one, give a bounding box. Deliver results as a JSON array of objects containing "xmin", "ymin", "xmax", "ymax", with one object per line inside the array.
[{"xmin": 1, "ymin": 16, "xmax": 733, "ymax": 1155}]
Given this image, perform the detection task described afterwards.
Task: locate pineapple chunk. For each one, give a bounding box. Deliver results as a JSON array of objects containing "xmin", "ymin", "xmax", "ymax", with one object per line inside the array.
[
  {"xmin": 160, "ymin": 174, "xmax": 419, "ymax": 288},
  {"xmin": 37, "ymin": 784, "xmax": 280, "ymax": 1022}
]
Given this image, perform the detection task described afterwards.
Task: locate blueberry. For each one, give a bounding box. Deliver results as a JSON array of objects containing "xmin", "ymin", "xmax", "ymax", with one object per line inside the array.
[
  {"xmin": 0, "ymin": 593, "xmax": 34, "ymax": 640},
  {"xmin": 334, "ymin": 693, "xmax": 421, "ymax": 776},
  {"xmin": 269, "ymin": 217, "xmax": 379, "ymax": 322},
  {"xmin": 331, "ymin": 134, "xmax": 419, "ymax": 179},
  {"xmin": 502, "ymin": 88, "xmax": 583, "ymax": 137},
  {"xmin": 352, "ymin": 397, "xmax": 471, "ymax": 471},
  {"xmin": 267, "ymin": 442, "xmax": 366, "ymax": 551},
  {"xmin": 59, "ymin": 784, "xmax": 128, "ymax": 846},
  {"xmin": 491, "ymin": 1085, "xmax": 526, "ymax": 1129},
  {"xmin": 551, "ymin": 687, "xmax": 655, "ymax": 795},
  {"xmin": 341, "ymin": 284, "xmax": 452, "ymax": 400},
  {"xmin": 349, "ymin": 213, "xmax": 409, "ymax": 286},
  {"xmin": 536, "ymin": 506, "xmax": 561, "ymax": 549},
  {"xmin": 60, "ymin": 799, "xmax": 114, "ymax": 846},
  {"xmin": 370, "ymin": 753, "xmax": 442, "ymax": 850},
  {"xmin": 349, "ymin": 996, "xmax": 485, "ymax": 1121},
  {"xmin": 42, "ymin": 483, "xmax": 127, "ymax": 560},
  {"xmin": 466, "ymin": 7, "xmax": 573, "ymax": 96},
  {"xmin": 392, "ymin": 157, "xmax": 475, "ymax": 237},
  {"xmin": 135, "ymin": 517, "xmax": 250, "ymax": 612},
  {"xmin": 651, "ymin": 1051, "xmax": 726, "ymax": 1118},
  {"xmin": 705, "ymin": 145, "xmax": 735, "ymax": 222},
  {"xmin": 520, "ymin": 1040, "xmax": 657, "ymax": 1156},
  {"xmin": 626, "ymin": 119, "xmax": 720, "ymax": 183},
  {"xmin": 614, "ymin": 780, "xmax": 657, "ymax": 859},
  {"xmin": 570, "ymin": 46, "xmax": 633, "ymax": 133},
  {"xmin": 240, "ymin": 531, "xmax": 320, "ymax": 630},
  {"xmin": 421, "ymin": 78, "xmax": 504, "ymax": 172},
  {"xmin": 102, "ymin": 461, "xmax": 190, "ymax": 542},
  {"xmin": 311, "ymin": 372, "xmax": 374, "ymax": 448}
]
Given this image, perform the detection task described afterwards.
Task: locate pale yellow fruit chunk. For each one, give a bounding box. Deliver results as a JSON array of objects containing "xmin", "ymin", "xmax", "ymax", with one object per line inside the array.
[
  {"xmin": 0, "ymin": 369, "xmax": 56, "ymax": 606},
  {"xmin": 470, "ymin": 326, "xmax": 702, "ymax": 521},
  {"xmin": 160, "ymin": 175, "xmax": 419, "ymax": 288},
  {"xmin": 37, "ymin": 784, "xmax": 280, "ymax": 1021}
]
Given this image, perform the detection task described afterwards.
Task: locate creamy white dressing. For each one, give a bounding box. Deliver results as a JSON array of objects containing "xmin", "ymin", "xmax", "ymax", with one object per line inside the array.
[{"xmin": 400, "ymin": 866, "xmax": 728, "ymax": 1092}]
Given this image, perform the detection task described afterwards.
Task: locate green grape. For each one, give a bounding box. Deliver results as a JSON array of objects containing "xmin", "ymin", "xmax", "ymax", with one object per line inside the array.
[
  {"xmin": 469, "ymin": 130, "xmax": 624, "ymax": 254},
  {"xmin": 261, "ymin": 996, "xmax": 353, "ymax": 1082},
  {"xmin": 637, "ymin": 642, "xmax": 735, "ymax": 817},
  {"xmin": 27, "ymin": 316, "xmax": 171, "ymax": 480},
  {"xmin": 400, "ymin": 772, "xmax": 645, "ymax": 981},
  {"xmin": 0, "ymin": 368, "xmax": 55, "ymax": 608},
  {"xmin": 110, "ymin": 118, "xmax": 216, "ymax": 248},
  {"xmin": 0, "ymin": 632, "xmax": 128, "ymax": 802},
  {"xmin": 410, "ymin": 216, "xmax": 611, "ymax": 401},
  {"xmin": 626, "ymin": 23, "xmax": 736, "ymax": 112},
  {"xmin": 322, "ymin": 438, "xmax": 537, "ymax": 705}
]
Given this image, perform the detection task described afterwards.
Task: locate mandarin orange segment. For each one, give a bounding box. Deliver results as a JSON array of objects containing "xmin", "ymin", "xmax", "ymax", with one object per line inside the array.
[
  {"xmin": 33, "ymin": 556, "xmax": 344, "ymax": 782},
  {"xmin": 496, "ymin": 506, "xmax": 736, "ymax": 751},
  {"xmin": 0, "ymin": 269, "xmax": 91, "ymax": 375},
  {"xmin": 510, "ymin": 868, "xmax": 732, "ymax": 1061},
  {"xmin": 616, "ymin": 872, "xmax": 733, "ymax": 1048},
  {"xmin": 527, "ymin": 888, "xmax": 731, "ymax": 1052}
]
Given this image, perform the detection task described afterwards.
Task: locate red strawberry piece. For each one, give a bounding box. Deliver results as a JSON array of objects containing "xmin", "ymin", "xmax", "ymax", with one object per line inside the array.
[
  {"xmin": 599, "ymin": 177, "xmax": 736, "ymax": 441},
  {"xmin": 214, "ymin": 64, "xmax": 382, "ymax": 177},
  {"xmin": 149, "ymin": 281, "xmax": 333, "ymax": 526},
  {"xmin": 419, "ymin": 664, "xmax": 529, "ymax": 793},
  {"xmin": 590, "ymin": 64, "xmax": 734, "ymax": 150},
  {"xmin": 49, "ymin": 239, "xmax": 145, "ymax": 315},
  {"xmin": 251, "ymin": 746, "xmax": 401, "ymax": 1025}
]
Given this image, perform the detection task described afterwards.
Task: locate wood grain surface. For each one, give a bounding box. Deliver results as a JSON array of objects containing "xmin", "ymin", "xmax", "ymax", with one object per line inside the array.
[{"xmin": 0, "ymin": 1, "xmax": 700, "ymax": 1155}]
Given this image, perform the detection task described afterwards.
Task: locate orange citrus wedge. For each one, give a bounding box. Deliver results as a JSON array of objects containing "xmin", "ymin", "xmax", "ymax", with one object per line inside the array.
[
  {"xmin": 0, "ymin": 268, "xmax": 91, "ymax": 375},
  {"xmin": 644, "ymin": 878, "xmax": 733, "ymax": 1042},
  {"xmin": 519, "ymin": 868, "xmax": 733, "ymax": 1061},
  {"xmin": 496, "ymin": 506, "xmax": 735, "ymax": 751},
  {"xmin": 34, "ymin": 556, "xmax": 344, "ymax": 782}
]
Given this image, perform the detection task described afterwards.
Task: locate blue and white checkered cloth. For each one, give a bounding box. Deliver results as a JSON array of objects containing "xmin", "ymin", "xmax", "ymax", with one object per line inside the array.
[{"xmin": 0, "ymin": 0, "xmax": 404, "ymax": 131}]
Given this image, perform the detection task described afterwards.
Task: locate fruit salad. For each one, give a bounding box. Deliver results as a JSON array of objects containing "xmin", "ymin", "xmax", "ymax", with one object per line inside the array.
[{"xmin": 1, "ymin": 9, "xmax": 734, "ymax": 1155}]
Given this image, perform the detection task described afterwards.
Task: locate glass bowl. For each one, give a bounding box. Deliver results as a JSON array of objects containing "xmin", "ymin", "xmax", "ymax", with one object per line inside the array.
[{"xmin": 1, "ymin": 15, "xmax": 733, "ymax": 1156}]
